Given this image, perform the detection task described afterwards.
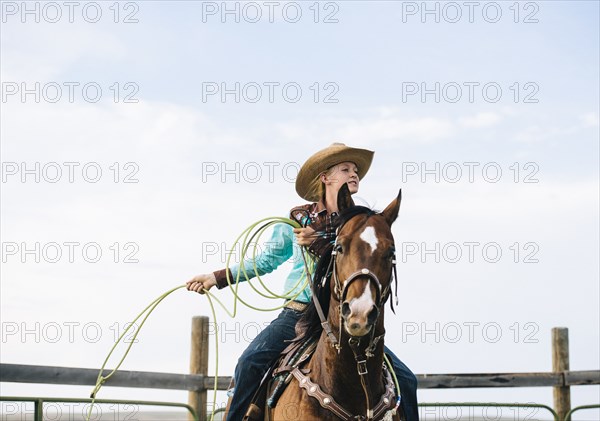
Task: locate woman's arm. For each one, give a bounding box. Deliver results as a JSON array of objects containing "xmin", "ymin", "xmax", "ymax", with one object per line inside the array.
[{"xmin": 188, "ymin": 220, "xmax": 298, "ymax": 293}]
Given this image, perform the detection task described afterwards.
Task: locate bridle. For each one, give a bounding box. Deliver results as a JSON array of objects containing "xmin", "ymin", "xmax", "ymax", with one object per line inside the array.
[
  {"xmin": 301, "ymin": 212, "xmax": 400, "ymax": 420},
  {"xmin": 314, "ymin": 214, "xmax": 399, "ymax": 353}
]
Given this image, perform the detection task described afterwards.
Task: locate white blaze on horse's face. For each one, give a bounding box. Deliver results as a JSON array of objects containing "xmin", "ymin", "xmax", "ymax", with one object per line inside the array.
[
  {"xmin": 359, "ymin": 226, "xmax": 379, "ymax": 255},
  {"xmin": 342, "ymin": 279, "xmax": 377, "ymax": 337},
  {"xmin": 351, "ymin": 280, "xmax": 375, "ymax": 314}
]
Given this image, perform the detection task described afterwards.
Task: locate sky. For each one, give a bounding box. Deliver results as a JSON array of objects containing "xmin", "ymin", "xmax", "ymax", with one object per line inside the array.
[{"xmin": 1, "ymin": 1, "xmax": 599, "ymax": 420}]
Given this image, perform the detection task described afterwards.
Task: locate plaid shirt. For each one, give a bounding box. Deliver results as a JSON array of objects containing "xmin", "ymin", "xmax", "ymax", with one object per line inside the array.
[{"xmin": 290, "ymin": 203, "xmax": 339, "ymax": 257}]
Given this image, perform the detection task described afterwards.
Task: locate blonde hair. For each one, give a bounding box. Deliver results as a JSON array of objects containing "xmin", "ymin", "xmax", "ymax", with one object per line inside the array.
[
  {"xmin": 305, "ymin": 172, "xmax": 326, "ymax": 203},
  {"xmin": 304, "ymin": 164, "xmax": 348, "ymax": 203}
]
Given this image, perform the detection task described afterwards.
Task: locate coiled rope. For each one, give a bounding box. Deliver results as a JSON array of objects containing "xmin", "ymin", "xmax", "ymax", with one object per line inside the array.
[{"xmin": 87, "ymin": 216, "xmax": 309, "ymax": 420}]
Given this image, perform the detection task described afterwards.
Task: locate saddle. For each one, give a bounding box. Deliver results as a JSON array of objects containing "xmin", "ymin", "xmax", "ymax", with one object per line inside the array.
[{"xmin": 242, "ymin": 337, "xmax": 318, "ymax": 421}]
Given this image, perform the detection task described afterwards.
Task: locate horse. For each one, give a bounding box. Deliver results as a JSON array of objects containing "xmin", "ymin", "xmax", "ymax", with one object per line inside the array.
[{"xmin": 265, "ymin": 187, "xmax": 403, "ymax": 421}]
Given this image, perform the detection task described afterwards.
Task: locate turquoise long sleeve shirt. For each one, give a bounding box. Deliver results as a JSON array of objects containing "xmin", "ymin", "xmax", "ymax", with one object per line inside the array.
[
  {"xmin": 230, "ymin": 221, "xmax": 312, "ymax": 303},
  {"xmin": 214, "ymin": 204, "xmax": 327, "ymax": 303}
]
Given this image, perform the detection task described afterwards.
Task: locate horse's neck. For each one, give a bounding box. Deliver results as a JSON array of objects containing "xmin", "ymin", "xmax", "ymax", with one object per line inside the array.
[{"xmin": 308, "ymin": 324, "xmax": 387, "ymax": 413}]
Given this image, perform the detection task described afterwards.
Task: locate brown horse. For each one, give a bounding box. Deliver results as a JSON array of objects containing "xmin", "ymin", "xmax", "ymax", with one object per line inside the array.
[{"xmin": 267, "ymin": 188, "xmax": 403, "ymax": 421}]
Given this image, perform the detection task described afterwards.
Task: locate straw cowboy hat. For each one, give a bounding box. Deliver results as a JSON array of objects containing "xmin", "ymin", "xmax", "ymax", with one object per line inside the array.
[{"xmin": 295, "ymin": 143, "xmax": 374, "ymax": 202}]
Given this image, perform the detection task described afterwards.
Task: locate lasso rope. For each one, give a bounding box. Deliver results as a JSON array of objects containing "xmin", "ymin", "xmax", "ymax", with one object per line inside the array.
[
  {"xmin": 87, "ymin": 284, "xmax": 186, "ymax": 418},
  {"xmin": 87, "ymin": 216, "xmax": 310, "ymax": 421}
]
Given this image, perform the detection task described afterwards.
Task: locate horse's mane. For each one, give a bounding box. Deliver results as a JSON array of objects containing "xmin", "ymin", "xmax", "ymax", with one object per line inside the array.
[{"xmin": 293, "ymin": 205, "xmax": 378, "ymax": 344}]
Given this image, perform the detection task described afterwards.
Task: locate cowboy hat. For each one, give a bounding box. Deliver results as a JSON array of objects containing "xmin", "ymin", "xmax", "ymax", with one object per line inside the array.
[{"xmin": 295, "ymin": 143, "xmax": 374, "ymax": 202}]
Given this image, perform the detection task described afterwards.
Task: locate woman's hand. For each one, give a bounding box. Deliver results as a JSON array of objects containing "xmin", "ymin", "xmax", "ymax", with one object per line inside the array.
[
  {"xmin": 186, "ymin": 273, "xmax": 217, "ymax": 294},
  {"xmin": 293, "ymin": 226, "xmax": 316, "ymax": 247}
]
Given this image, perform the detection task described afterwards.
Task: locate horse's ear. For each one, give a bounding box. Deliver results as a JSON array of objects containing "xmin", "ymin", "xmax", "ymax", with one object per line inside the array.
[
  {"xmin": 337, "ymin": 183, "xmax": 355, "ymax": 212},
  {"xmin": 382, "ymin": 189, "xmax": 402, "ymax": 225}
]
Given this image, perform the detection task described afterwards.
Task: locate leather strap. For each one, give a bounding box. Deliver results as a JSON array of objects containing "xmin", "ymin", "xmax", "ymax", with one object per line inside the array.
[
  {"xmin": 291, "ymin": 366, "xmax": 355, "ymax": 420},
  {"xmin": 300, "ymin": 246, "xmax": 339, "ymax": 348},
  {"xmin": 291, "ymin": 366, "xmax": 397, "ymax": 420}
]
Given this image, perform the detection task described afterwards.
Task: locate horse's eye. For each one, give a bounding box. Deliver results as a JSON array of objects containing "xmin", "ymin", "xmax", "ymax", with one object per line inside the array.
[
  {"xmin": 387, "ymin": 247, "xmax": 396, "ymax": 259},
  {"xmin": 334, "ymin": 244, "xmax": 344, "ymax": 254}
]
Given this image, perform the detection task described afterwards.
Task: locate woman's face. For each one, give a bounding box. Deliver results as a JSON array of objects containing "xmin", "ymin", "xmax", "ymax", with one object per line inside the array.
[{"xmin": 321, "ymin": 161, "xmax": 360, "ymax": 195}]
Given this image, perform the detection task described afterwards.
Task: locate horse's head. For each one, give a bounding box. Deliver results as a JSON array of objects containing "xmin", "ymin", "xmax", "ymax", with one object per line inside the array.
[{"xmin": 332, "ymin": 185, "xmax": 401, "ymax": 338}]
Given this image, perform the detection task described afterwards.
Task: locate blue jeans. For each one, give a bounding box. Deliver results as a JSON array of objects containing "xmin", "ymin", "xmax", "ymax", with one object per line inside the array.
[
  {"xmin": 384, "ymin": 346, "xmax": 419, "ymax": 421},
  {"xmin": 227, "ymin": 308, "xmax": 419, "ymax": 421}
]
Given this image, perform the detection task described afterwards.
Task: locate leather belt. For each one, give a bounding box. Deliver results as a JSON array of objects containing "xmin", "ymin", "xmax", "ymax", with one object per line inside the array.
[{"xmin": 284, "ymin": 300, "xmax": 308, "ymax": 312}]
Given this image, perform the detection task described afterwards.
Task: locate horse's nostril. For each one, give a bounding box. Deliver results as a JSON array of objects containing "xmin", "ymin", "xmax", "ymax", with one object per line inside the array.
[
  {"xmin": 341, "ymin": 302, "xmax": 351, "ymax": 318},
  {"xmin": 351, "ymin": 323, "xmax": 360, "ymax": 330}
]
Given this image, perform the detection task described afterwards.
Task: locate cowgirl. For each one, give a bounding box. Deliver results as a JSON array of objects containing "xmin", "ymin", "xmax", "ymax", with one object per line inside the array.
[{"xmin": 187, "ymin": 143, "xmax": 419, "ymax": 420}]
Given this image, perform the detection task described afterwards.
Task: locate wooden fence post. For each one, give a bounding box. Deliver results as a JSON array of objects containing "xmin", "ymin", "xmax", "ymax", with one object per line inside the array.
[
  {"xmin": 552, "ymin": 327, "xmax": 571, "ymax": 421},
  {"xmin": 189, "ymin": 316, "xmax": 209, "ymax": 421}
]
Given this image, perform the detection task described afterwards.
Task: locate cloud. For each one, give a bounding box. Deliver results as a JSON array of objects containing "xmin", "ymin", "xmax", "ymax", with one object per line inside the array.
[
  {"xmin": 580, "ymin": 112, "xmax": 600, "ymax": 127},
  {"xmin": 515, "ymin": 112, "xmax": 598, "ymax": 143},
  {"xmin": 271, "ymin": 107, "xmax": 456, "ymax": 147},
  {"xmin": 458, "ymin": 112, "xmax": 502, "ymax": 128},
  {"xmin": 1, "ymin": 22, "xmax": 127, "ymax": 81},
  {"xmin": 335, "ymin": 114, "xmax": 455, "ymax": 144}
]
